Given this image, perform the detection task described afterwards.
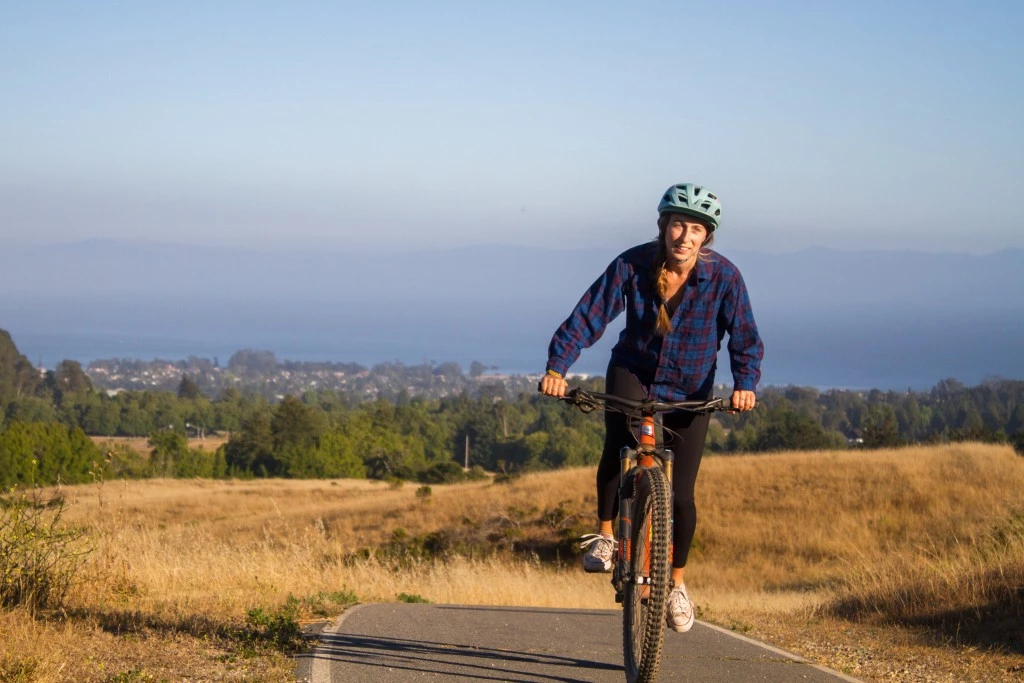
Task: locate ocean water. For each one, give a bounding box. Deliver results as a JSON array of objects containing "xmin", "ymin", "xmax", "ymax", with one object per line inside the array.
[
  {"xmin": 4, "ymin": 245, "xmax": 1023, "ymax": 390},
  {"xmin": 9, "ymin": 305, "xmax": 1024, "ymax": 391}
]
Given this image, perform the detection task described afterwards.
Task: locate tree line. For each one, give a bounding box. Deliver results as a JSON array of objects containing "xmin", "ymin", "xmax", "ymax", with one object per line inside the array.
[{"xmin": 2, "ymin": 329, "xmax": 1023, "ymax": 488}]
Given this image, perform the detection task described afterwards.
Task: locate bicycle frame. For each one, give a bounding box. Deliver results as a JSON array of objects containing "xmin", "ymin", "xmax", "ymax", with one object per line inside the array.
[{"xmin": 632, "ymin": 410, "xmax": 673, "ymax": 476}]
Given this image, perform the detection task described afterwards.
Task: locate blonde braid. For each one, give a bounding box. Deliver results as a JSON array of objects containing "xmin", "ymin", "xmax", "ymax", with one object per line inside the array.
[
  {"xmin": 655, "ymin": 263, "xmax": 672, "ymax": 336},
  {"xmin": 654, "ymin": 215, "xmax": 672, "ymax": 336}
]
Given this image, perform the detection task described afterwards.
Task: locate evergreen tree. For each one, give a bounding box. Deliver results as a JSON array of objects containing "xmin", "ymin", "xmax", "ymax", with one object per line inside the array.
[
  {"xmin": 0, "ymin": 330, "xmax": 41, "ymax": 406},
  {"xmin": 754, "ymin": 405, "xmax": 838, "ymax": 451},
  {"xmin": 148, "ymin": 430, "xmax": 190, "ymax": 477},
  {"xmin": 224, "ymin": 410, "xmax": 276, "ymax": 476},
  {"xmin": 51, "ymin": 360, "xmax": 93, "ymax": 398},
  {"xmin": 0, "ymin": 421, "xmax": 98, "ymax": 487},
  {"xmin": 271, "ymin": 395, "xmax": 325, "ymax": 452},
  {"xmin": 316, "ymin": 430, "xmax": 367, "ymax": 478},
  {"xmin": 177, "ymin": 374, "xmax": 201, "ymax": 400},
  {"xmin": 862, "ymin": 405, "xmax": 901, "ymax": 448}
]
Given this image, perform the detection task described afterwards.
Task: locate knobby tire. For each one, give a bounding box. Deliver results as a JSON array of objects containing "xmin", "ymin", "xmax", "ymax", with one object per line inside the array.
[{"xmin": 622, "ymin": 465, "xmax": 672, "ymax": 683}]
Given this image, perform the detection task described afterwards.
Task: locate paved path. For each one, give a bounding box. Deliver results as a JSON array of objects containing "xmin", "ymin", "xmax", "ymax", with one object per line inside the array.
[{"xmin": 295, "ymin": 603, "xmax": 861, "ymax": 683}]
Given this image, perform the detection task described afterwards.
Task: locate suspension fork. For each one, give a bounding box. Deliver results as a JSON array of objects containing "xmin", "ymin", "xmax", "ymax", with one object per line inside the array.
[
  {"xmin": 617, "ymin": 413, "xmax": 670, "ymax": 575},
  {"xmin": 634, "ymin": 413, "xmax": 675, "ymax": 585},
  {"xmin": 617, "ymin": 444, "xmax": 635, "ymax": 579}
]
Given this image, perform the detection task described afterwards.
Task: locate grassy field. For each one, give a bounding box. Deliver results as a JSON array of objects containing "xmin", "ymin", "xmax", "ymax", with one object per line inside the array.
[
  {"xmin": 2, "ymin": 443, "xmax": 1023, "ymax": 681},
  {"xmin": 90, "ymin": 434, "xmax": 231, "ymax": 456}
]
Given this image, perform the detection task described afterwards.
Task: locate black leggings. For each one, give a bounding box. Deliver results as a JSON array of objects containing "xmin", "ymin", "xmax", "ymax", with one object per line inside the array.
[{"xmin": 596, "ymin": 364, "xmax": 710, "ymax": 568}]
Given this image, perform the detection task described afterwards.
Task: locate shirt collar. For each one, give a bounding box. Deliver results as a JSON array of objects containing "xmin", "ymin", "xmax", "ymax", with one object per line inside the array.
[{"xmin": 696, "ymin": 254, "xmax": 712, "ymax": 281}]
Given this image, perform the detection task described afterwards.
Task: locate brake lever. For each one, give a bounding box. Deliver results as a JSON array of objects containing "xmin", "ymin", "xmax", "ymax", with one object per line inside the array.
[{"xmin": 555, "ymin": 388, "xmax": 600, "ymax": 413}]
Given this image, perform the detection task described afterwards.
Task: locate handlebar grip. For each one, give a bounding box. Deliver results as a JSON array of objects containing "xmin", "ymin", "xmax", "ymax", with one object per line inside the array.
[{"xmin": 538, "ymin": 378, "xmax": 576, "ymax": 401}]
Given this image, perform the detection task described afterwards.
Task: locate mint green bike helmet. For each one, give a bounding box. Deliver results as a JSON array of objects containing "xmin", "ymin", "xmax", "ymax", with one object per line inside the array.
[{"xmin": 657, "ymin": 183, "xmax": 722, "ymax": 231}]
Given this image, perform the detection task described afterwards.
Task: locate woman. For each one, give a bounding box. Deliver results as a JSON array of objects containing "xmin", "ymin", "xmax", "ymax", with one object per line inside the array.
[{"xmin": 539, "ymin": 182, "xmax": 763, "ymax": 633}]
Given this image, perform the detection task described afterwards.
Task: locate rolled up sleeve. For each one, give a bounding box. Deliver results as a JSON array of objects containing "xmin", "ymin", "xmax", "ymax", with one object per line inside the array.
[
  {"xmin": 721, "ymin": 271, "xmax": 763, "ymax": 391},
  {"xmin": 547, "ymin": 257, "xmax": 628, "ymax": 375}
]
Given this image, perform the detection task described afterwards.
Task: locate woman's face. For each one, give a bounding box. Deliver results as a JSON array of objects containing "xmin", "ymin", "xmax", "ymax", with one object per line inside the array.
[{"xmin": 663, "ymin": 213, "xmax": 709, "ymax": 266}]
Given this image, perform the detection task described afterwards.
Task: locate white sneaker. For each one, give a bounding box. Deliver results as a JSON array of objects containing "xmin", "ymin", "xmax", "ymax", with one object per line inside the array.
[
  {"xmin": 666, "ymin": 583, "xmax": 695, "ymax": 633},
  {"xmin": 578, "ymin": 533, "xmax": 616, "ymax": 573}
]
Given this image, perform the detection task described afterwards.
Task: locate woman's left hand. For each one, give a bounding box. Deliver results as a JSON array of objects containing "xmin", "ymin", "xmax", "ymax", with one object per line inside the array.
[{"xmin": 731, "ymin": 390, "xmax": 756, "ymax": 412}]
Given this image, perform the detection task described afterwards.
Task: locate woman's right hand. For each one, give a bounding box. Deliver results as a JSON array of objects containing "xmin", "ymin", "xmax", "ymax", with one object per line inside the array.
[{"xmin": 539, "ymin": 372, "xmax": 569, "ymax": 397}]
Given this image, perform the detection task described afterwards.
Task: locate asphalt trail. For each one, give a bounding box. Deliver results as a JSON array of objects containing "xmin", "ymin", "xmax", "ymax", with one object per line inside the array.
[{"xmin": 295, "ymin": 603, "xmax": 862, "ymax": 682}]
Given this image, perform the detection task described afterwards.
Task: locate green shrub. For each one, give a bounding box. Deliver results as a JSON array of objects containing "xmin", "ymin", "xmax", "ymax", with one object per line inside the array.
[
  {"xmin": 102, "ymin": 443, "xmax": 149, "ymax": 479},
  {"xmin": 288, "ymin": 589, "xmax": 358, "ymax": 617},
  {"xmin": 419, "ymin": 461, "xmax": 465, "ymax": 484},
  {"xmin": 465, "ymin": 465, "xmax": 489, "ymax": 481},
  {"xmin": 0, "ymin": 490, "xmax": 91, "ymax": 613},
  {"xmin": 397, "ymin": 592, "xmax": 429, "ymax": 603},
  {"xmin": 1011, "ymin": 429, "xmax": 1024, "ymax": 456},
  {"xmin": 245, "ymin": 602, "xmax": 301, "ymax": 650},
  {"xmin": 0, "ymin": 655, "xmax": 39, "ymax": 682}
]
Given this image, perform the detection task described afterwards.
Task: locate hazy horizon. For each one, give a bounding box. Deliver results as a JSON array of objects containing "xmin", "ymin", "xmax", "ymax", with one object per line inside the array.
[
  {"xmin": 3, "ymin": 241, "xmax": 1022, "ymax": 390},
  {"xmin": 11, "ymin": 236, "xmax": 1024, "ymax": 257}
]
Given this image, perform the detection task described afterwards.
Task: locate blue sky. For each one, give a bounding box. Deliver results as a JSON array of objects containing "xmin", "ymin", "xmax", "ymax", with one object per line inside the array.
[{"xmin": 1, "ymin": 1, "xmax": 1022, "ymax": 253}]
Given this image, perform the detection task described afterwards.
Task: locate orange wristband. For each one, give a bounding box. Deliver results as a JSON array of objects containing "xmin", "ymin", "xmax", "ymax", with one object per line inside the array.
[{"xmin": 546, "ymin": 369, "xmax": 563, "ymax": 378}]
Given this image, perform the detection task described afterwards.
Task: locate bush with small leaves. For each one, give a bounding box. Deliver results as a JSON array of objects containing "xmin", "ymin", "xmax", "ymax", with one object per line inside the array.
[
  {"xmin": 0, "ymin": 489, "xmax": 91, "ymax": 613},
  {"xmin": 245, "ymin": 602, "xmax": 301, "ymax": 650}
]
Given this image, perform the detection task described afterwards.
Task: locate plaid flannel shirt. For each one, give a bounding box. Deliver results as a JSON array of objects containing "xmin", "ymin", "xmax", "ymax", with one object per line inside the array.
[{"xmin": 546, "ymin": 242, "xmax": 763, "ymax": 401}]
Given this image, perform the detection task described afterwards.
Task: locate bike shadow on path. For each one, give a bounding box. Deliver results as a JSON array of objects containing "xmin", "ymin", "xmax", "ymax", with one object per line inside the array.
[
  {"xmin": 436, "ymin": 605, "xmax": 619, "ymax": 618},
  {"xmin": 304, "ymin": 631, "xmax": 622, "ymax": 683}
]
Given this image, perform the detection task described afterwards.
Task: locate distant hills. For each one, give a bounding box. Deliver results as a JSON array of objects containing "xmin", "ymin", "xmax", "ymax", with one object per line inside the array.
[
  {"xmin": 1, "ymin": 240, "xmax": 1022, "ymax": 388},
  {"xmin": 2, "ymin": 238, "xmax": 1021, "ymax": 311}
]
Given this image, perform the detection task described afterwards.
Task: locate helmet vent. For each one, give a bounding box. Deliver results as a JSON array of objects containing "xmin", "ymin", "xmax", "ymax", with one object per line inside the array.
[{"xmin": 658, "ymin": 182, "xmax": 721, "ymax": 230}]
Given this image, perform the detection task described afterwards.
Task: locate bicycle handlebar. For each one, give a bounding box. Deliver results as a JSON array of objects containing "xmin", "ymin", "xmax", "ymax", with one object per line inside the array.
[{"xmin": 556, "ymin": 387, "xmax": 732, "ymax": 415}]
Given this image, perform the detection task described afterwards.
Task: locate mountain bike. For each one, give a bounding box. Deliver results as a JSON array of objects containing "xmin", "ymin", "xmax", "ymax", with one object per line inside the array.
[{"xmin": 557, "ymin": 387, "xmax": 731, "ymax": 683}]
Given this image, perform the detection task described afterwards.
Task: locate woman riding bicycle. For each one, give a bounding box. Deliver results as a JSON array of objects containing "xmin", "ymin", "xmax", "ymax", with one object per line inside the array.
[{"xmin": 539, "ymin": 182, "xmax": 763, "ymax": 633}]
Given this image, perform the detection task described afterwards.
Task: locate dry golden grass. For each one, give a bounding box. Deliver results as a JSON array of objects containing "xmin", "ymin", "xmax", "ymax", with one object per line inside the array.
[
  {"xmin": 2, "ymin": 443, "xmax": 1023, "ymax": 681},
  {"xmin": 695, "ymin": 443, "xmax": 1024, "ymax": 592},
  {"xmin": 692, "ymin": 444, "xmax": 1024, "ymax": 682},
  {"xmin": 91, "ymin": 434, "xmax": 230, "ymax": 456}
]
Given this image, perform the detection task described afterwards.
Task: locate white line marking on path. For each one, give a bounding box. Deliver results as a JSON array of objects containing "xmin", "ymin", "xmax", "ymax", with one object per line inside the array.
[
  {"xmin": 697, "ymin": 619, "xmax": 864, "ymax": 683},
  {"xmin": 311, "ymin": 603, "xmax": 370, "ymax": 683}
]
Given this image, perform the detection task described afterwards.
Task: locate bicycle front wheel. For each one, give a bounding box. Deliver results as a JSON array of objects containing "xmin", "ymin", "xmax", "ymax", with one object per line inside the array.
[{"xmin": 622, "ymin": 465, "xmax": 672, "ymax": 683}]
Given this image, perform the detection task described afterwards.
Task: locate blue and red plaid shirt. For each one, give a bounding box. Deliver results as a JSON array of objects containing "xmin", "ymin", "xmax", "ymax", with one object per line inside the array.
[{"xmin": 546, "ymin": 242, "xmax": 763, "ymax": 401}]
